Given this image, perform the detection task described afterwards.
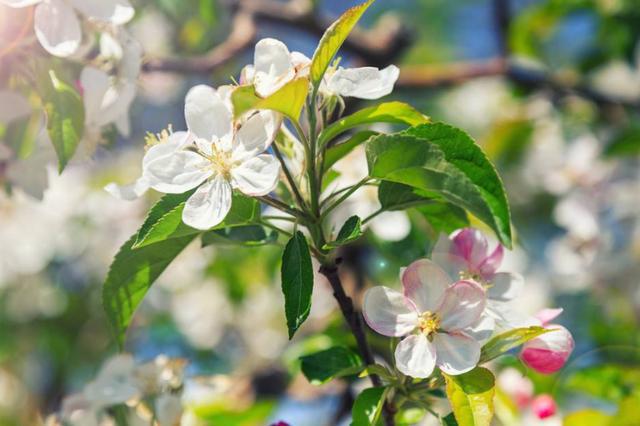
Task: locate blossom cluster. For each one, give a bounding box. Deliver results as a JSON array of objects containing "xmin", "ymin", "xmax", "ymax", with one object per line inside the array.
[{"xmin": 363, "ymin": 228, "xmax": 575, "ymax": 378}]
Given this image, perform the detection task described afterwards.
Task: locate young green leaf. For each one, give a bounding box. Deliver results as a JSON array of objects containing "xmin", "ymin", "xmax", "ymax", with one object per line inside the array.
[
  {"xmin": 319, "ymin": 102, "xmax": 429, "ymax": 147},
  {"xmin": 201, "ymin": 225, "xmax": 278, "ymax": 247},
  {"xmin": 444, "ymin": 367, "xmax": 495, "ymax": 426},
  {"xmin": 403, "ymin": 123, "xmax": 512, "ymax": 247},
  {"xmin": 352, "ymin": 386, "xmax": 387, "ymax": 426},
  {"xmin": 300, "ymin": 346, "xmax": 363, "ymax": 384},
  {"xmin": 133, "ymin": 192, "xmax": 260, "ymax": 248},
  {"xmin": 366, "ymin": 131, "xmax": 512, "ymax": 248},
  {"xmin": 103, "ymin": 232, "xmax": 198, "ymax": 348},
  {"xmin": 281, "ymin": 231, "xmax": 314, "ymax": 339},
  {"xmin": 417, "ymin": 202, "xmax": 469, "ymax": 234},
  {"xmin": 231, "ymin": 78, "xmax": 309, "ymax": 121},
  {"xmin": 40, "ymin": 70, "xmax": 84, "ymax": 172},
  {"xmin": 324, "ymin": 130, "xmax": 378, "ymax": 172},
  {"xmin": 479, "ymin": 326, "xmax": 549, "ymax": 363},
  {"xmin": 324, "ymin": 215, "xmax": 363, "ymax": 249},
  {"xmin": 310, "ymin": 0, "xmax": 375, "ymax": 86}
]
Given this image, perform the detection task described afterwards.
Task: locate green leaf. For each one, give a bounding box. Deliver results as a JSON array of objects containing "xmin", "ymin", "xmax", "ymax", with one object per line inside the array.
[
  {"xmin": 441, "ymin": 413, "xmax": 459, "ymax": 426},
  {"xmin": 201, "ymin": 225, "xmax": 278, "ymax": 247},
  {"xmin": 324, "ymin": 215, "xmax": 363, "ymax": 249},
  {"xmin": 444, "ymin": 367, "xmax": 495, "ymax": 426},
  {"xmin": 324, "ymin": 130, "xmax": 378, "ymax": 172},
  {"xmin": 231, "ymin": 78, "xmax": 309, "ymax": 121},
  {"xmin": 604, "ymin": 126, "xmax": 640, "ymax": 157},
  {"xmin": 564, "ymin": 410, "xmax": 612, "ymax": 426},
  {"xmin": 359, "ymin": 364, "xmax": 394, "ymax": 381},
  {"xmin": 395, "ymin": 408, "xmax": 426, "ymax": 426},
  {"xmin": 417, "ymin": 202, "xmax": 469, "ymax": 234},
  {"xmin": 103, "ymin": 231, "xmax": 197, "ymax": 348},
  {"xmin": 366, "ymin": 125, "xmax": 512, "ymax": 248},
  {"xmin": 479, "ymin": 326, "xmax": 548, "ymax": 363},
  {"xmin": 319, "ymin": 102, "xmax": 429, "ymax": 147},
  {"xmin": 352, "ymin": 386, "xmax": 387, "ymax": 426},
  {"xmin": 310, "ymin": 0, "xmax": 375, "ymax": 86},
  {"xmin": 40, "ymin": 70, "xmax": 84, "ymax": 172},
  {"xmin": 133, "ymin": 192, "xmax": 260, "ymax": 248},
  {"xmin": 281, "ymin": 231, "xmax": 314, "ymax": 339},
  {"xmin": 403, "ymin": 123, "xmax": 512, "ymax": 247},
  {"xmin": 300, "ymin": 346, "xmax": 363, "ymax": 384}
]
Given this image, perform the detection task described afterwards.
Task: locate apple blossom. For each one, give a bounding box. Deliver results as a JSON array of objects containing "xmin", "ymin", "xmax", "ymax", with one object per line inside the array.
[
  {"xmin": 520, "ymin": 308, "xmax": 574, "ymax": 374},
  {"xmin": 142, "ymin": 84, "xmax": 281, "ymax": 230},
  {"xmin": 240, "ymin": 37, "xmax": 399, "ymax": 100},
  {"xmin": 531, "ymin": 394, "xmax": 557, "ymax": 419},
  {"xmin": 432, "ymin": 227, "xmax": 525, "ymax": 329},
  {"xmin": 497, "ymin": 367, "xmax": 534, "ymax": 409},
  {"xmin": 363, "ymin": 259, "xmax": 490, "ymax": 378},
  {"xmin": 0, "ymin": 0, "xmax": 134, "ymax": 57}
]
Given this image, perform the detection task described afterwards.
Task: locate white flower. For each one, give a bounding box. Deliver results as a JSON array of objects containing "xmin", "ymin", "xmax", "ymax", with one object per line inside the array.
[
  {"xmin": 83, "ymin": 354, "xmax": 140, "ymax": 407},
  {"xmin": 1, "ymin": 0, "xmax": 134, "ymax": 57},
  {"xmin": 142, "ymin": 84, "xmax": 281, "ymax": 230},
  {"xmin": 241, "ymin": 37, "xmax": 399, "ymax": 100},
  {"xmin": 363, "ymin": 259, "xmax": 489, "ymax": 378}
]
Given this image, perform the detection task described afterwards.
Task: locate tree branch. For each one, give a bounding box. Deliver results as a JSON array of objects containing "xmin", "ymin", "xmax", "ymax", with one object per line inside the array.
[{"xmin": 318, "ymin": 263, "xmax": 396, "ymax": 426}]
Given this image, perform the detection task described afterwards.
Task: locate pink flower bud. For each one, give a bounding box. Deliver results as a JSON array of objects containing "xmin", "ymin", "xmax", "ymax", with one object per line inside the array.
[
  {"xmin": 520, "ymin": 325, "xmax": 574, "ymax": 374},
  {"xmin": 531, "ymin": 394, "xmax": 557, "ymax": 419}
]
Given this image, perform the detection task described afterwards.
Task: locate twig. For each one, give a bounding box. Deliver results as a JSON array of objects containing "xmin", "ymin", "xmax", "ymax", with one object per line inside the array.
[
  {"xmin": 318, "ymin": 263, "xmax": 396, "ymax": 426},
  {"xmin": 272, "ymin": 142, "xmax": 308, "ymax": 211}
]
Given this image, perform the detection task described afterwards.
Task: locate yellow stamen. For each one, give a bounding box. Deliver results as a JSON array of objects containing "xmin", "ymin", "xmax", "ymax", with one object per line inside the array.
[{"xmin": 418, "ymin": 311, "xmax": 441, "ymax": 336}]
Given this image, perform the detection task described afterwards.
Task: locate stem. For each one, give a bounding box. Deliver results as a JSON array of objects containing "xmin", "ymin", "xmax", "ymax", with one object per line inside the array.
[
  {"xmin": 319, "ymin": 263, "xmax": 396, "ymax": 426},
  {"xmin": 257, "ymin": 195, "xmax": 307, "ymax": 219},
  {"xmin": 361, "ymin": 208, "xmax": 384, "ymax": 225},
  {"xmin": 320, "ymin": 178, "xmax": 370, "ymax": 220},
  {"xmin": 272, "ymin": 142, "xmax": 308, "ymax": 211},
  {"xmin": 259, "ymin": 220, "xmax": 294, "ymax": 238},
  {"xmin": 307, "ymin": 94, "xmax": 321, "ymax": 215}
]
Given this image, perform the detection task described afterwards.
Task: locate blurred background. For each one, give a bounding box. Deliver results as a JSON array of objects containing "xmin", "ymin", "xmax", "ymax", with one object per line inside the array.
[{"xmin": 1, "ymin": 0, "xmax": 640, "ymax": 424}]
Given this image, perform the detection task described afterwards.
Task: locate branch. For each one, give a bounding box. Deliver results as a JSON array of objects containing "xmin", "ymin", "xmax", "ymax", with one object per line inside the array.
[{"xmin": 318, "ymin": 263, "xmax": 396, "ymax": 426}]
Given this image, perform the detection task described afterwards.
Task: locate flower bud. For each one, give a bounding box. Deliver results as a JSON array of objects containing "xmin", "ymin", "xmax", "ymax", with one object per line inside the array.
[
  {"xmin": 520, "ymin": 325, "xmax": 574, "ymax": 374},
  {"xmin": 531, "ymin": 394, "xmax": 557, "ymax": 419}
]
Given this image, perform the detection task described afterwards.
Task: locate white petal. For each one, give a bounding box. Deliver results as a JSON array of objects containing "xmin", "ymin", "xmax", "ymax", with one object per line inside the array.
[
  {"xmin": 69, "ymin": 0, "xmax": 134, "ymax": 25},
  {"xmin": 363, "ymin": 286, "xmax": 418, "ymax": 337},
  {"xmin": 34, "ymin": 0, "xmax": 81, "ymax": 57},
  {"xmin": 401, "ymin": 259, "xmax": 452, "ymax": 313},
  {"xmin": 487, "ymin": 272, "xmax": 524, "ymax": 302},
  {"xmin": 79, "ymin": 67, "xmax": 110, "ymax": 125},
  {"xmin": 142, "ymin": 131, "xmax": 189, "ymax": 168},
  {"xmin": 231, "ymin": 154, "xmax": 280, "ymax": 196},
  {"xmin": 184, "ymin": 85, "xmax": 233, "ymax": 142},
  {"xmin": 144, "ymin": 150, "xmax": 212, "ymax": 194},
  {"xmin": 232, "ymin": 110, "xmax": 280, "ymax": 161},
  {"xmin": 327, "ymin": 65, "xmax": 399, "ymax": 100},
  {"xmin": 0, "ymin": 90, "xmax": 31, "ymax": 123},
  {"xmin": 430, "ymin": 233, "xmax": 468, "ymax": 279},
  {"xmin": 182, "ymin": 176, "xmax": 232, "ymax": 230},
  {"xmin": 437, "ymin": 280, "xmax": 486, "ymax": 331},
  {"xmin": 104, "ymin": 177, "xmax": 149, "ymax": 200},
  {"xmin": 0, "ymin": 0, "xmax": 41, "ymax": 7},
  {"xmin": 464, "ymin": 314, "xmax": 495, "ymax": 344},
  {"xmin": 394, "ymin": 334, "xmax": 436, "ymax": 378},
  {"xmin": 253, "ymin": 38, "xmax": 294, "ymax": 97},
  {"xmin": 433, "ymin": 332, "xmax": 481, "ymax": 375}
]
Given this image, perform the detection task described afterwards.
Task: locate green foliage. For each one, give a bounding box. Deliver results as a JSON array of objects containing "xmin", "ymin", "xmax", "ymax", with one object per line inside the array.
[
  {"xmin": 39, "ymin": 70, "xmax": 84, "ymax": 172},
  {"xmin": 366, "ymin": 124, "xmax": 512, "ymax": 248},
  {"xmin": 281, "ymin": 232, "xmax": 314, "ymax": 339},
  {"xmin": 192, "ymin": 400, "xmax": 276, "ymax": 426},
  {"xmin": 310, "ymin": 0, "xmax": 375, "ymax": 86},
  {"xmin": 351, "ymin": 386, "xmax": 387, "ymax": 426},
  {"xmin": 417, "ymin": 202, "xmax": 469, "ymax": 234},
  {"xmin": 324, "ymin": 130, "xmax": 378, "ymax": 172},
  {"xmin": 103, "ymin": 231, "xmax": 198, "ymax": 348},
  {"xmin": 319, "ymin": 102, "xmax": 429, "ymax": 147},
  {"xmin": 324, "ymin": 215, "xmax": 363, "ymax": 249},
  {"xmin": 479, "ymin": 326, "xmax": 548, "ymax": 363},
  {"xmin": 231, "ymin": 78, "xmax": 309, "ymax": 121},
  {"xmin": 133, "ymin": 192, "xmax": 260, "ymax": 248},
  {"xmin": 564, "ymin": 364, "xmax": 640, "ymax": 402},
  {"xmin": 444, "ymin": 367, "xmax": 495, "ymax": 426},
  {"xmin": 604, "ymin": 126, "xmax": 640, "ymax": 157},
  {"xmin": 299, "ymin": 346, "xmax": 363, "ymax": 384},
  {"xmin": 201, "ymin": 225, "xmax": 278, "ymax": 247},
  {"xmin": 441, "ymin": 413, "xmax": 459, "ymax": 425}
]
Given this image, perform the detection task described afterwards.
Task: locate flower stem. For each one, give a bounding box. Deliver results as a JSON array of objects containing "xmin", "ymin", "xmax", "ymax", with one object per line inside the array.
[{"xmin": 271, "ymin": 142, "xmax": 308, "ymax": 211}]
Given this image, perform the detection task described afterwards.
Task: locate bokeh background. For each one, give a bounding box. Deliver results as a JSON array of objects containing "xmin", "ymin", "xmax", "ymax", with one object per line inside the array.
[{"xmin": 1, "ymin": 0, "xmax": 640, "ymax": 424}]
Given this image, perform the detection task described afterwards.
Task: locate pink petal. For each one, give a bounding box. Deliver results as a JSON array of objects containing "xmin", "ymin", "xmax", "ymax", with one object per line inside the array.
[
  {"xmin": 363, "ymin": 286, "xmax": 418, "ymax": 337},
  {"xmin": 433, "ymin": 332, "xmax": 480, "ymax": 375},
  {"xmin": 401, "ymin": 259, "xmax": 452, "ymax": 313},
  {"xmin": 451, "ymin": 228, "xmax": 489, "ymax": 271},
  {"xmin": 520, "ymin": 325, "xmax": 574, "ymax": 374},
  {"xmin": 394, "ymin": 333, "xmax": 436, "ymax": 378},
  {"xmin": 535, "ymin": 308, "xmax": 564, "ymax": 326},
  {"xmin": 531, "ymin": 394, "xmax": 557, "ymax": 420},
  {"xmin": 478, "ymin": 243, "xmax": 503, "ymax": 277},
  {"xmin": 437, "ymin": 280, "xmax": 486, "ymax": 331}
]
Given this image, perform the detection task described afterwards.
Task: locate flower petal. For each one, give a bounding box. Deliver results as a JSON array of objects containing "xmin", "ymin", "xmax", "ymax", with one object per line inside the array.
[
  {"xmin": 535, "ymin": 308, "xmax": 564, "ymax": 326},
  {"xmin": 144, "ymin": 150, "xmax": 212, "ymax": 194},
  {"xmin": 478, "ymin": 244, "xmax": 504, "ymax": 277},
  {"xmin": 520, "ymin": 325, "xmax": 574, "ymax": 374},
  {"xmin": 80, "ymin": 67, "xmax": 110, "ymax": 125},
  {"xmin": 69, "ymin": 0, "xmax": 134, "ymax": 25},
  {"xmin": 487, "ymin": 272, "xmax": 524, "ymax": 302},
  {"xmin": 430, "ymin": 233, "xmax": 467, "ymax": 279},
  {"xmin": 327, "ymin": 65, "xmax": 399, "ymax": 100},
  {"xmin": 451, "ymin": 228, "xmax": 489, "ymax": 272},
  {"xmin": 394, "ymin": 333, "xmax": 436, "ymax": 378},
  {"xmin": 184, "ymin": 85, "xmax": 233, "ymax": 142},
  {"xmin": 104, "ymin": 177, "xmax": 149, "ymax": 201},
  {"xmin": 0, "ymin": 0, "xmax": 42, "ymax": 7},
  {"xmin": 433, "ymin": 332, "xmax": 481, "ymax": 375},
  {"xmin": 363, "ymin": 286, "xmax": 418, "ymax": 337},
  {"xmin": 464, "ymin": 314, "xmax": 495, "ymax": 344},
  {"xmin": 0, "ymin": 90, "xmax": 32, "ymax": 123},
  {"xmin": 437, "ymin": 280, "xmax": 486, "ymax": 331},
  {"xmin": 231, "ymin": 154, "xmax": 280, "ymax": 196},
  {"xmin": 401, "ymin": 259, "xmax": 452, "ymax": 313},
  {"xmin": 182, "ymin": 176, "xmax": 232, "ymax": 230},
  {"xmin": 34, "ymin": 0, "xmax": 82, "ymax": 57},
  {"xmin": 233, "ymin": 110, "xmax": 280, "ymax": 161},
  {"xmin": 253, "ymin": 38, "xmax": 294, "ymax": 97},
  {"xmin": 142, "ymin": 131, "xmax": 189, "ymax": 168}
]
